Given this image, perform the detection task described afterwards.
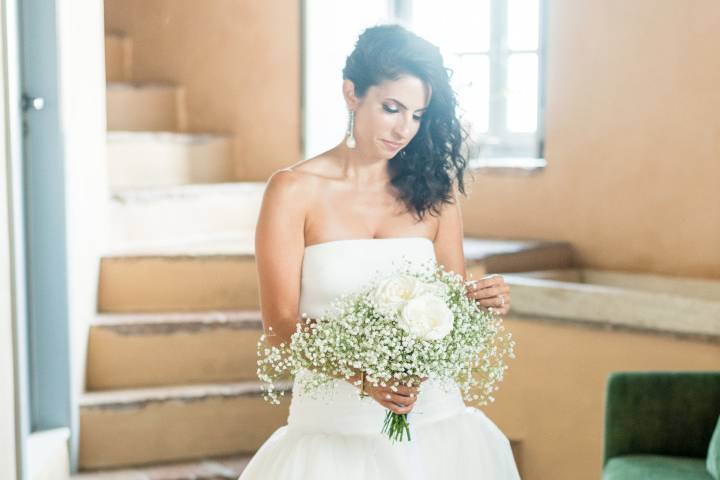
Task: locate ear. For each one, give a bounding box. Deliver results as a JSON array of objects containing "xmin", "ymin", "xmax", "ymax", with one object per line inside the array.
[{"xmin": 342, "ymin": 79, "xmax": 360, "ymax": 110}]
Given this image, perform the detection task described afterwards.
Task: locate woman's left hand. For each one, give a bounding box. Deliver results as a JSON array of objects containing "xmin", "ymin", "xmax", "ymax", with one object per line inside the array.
[{"xmin": 465, "ymin": 274, "xmax": 511, "ymax": 316}]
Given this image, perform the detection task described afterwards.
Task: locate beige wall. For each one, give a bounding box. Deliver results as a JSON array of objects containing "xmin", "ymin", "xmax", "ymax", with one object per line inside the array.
[
  {"xmin": 104, "ymin": 0, "xmax": 301, "ymax": 181},
  {"xmin": 476, "ymin": 317, "xmax": 720, "ymax": 479},
  {"xmin": 461, "ymin": 0, "xmax": 720, "ymax": 279},
  {"xmin": 104, "ymin": 0, "xmax": 720, "ymax": 278}
]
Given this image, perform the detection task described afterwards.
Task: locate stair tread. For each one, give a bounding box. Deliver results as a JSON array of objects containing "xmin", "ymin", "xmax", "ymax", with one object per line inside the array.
[
  {"xmin": 107, "ymin": 81, "xmax": 179, "ymax": 90},
  {"xmin": 107, "ymin": 130, "xmax": 232, "ymax": 143},
  {"xmin": 111, "ymin": 181, "xmax": 265, "ymax": 202},
  {"xmin": 81, "ymin": 379, "xmax": 292, "ymax": 407},
  {"xmin": 103, "ymin": 232, "xmax": 256, "ymax": 257},
  {"xmin": 92, "ymin": 310, "xmax": 262, "ymax": 332},
  {"xmin": 73, "ymin": 453, "xmax": 253, "ymax": 479}
]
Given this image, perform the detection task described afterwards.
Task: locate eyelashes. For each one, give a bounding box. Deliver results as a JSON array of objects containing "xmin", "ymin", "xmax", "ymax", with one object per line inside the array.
[{"xmin": 383, "ymin": 103, "xmax": 423, "ymax": 121}]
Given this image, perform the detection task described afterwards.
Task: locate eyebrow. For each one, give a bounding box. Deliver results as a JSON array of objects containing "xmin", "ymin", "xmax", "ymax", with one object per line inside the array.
[{"xmin": 385, "ymin": 97, "xmax": 429, "ymax": 112}]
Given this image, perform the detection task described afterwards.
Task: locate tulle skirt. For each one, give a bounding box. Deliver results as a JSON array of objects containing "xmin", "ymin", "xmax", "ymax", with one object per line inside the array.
[{"xmin": 238, "ymin": 369, "xmax": 520, "ymax": 479}]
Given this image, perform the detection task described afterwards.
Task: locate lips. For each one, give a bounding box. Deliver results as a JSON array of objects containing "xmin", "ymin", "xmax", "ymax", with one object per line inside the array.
[{"xmin": 382, "ymin": 139, "xmax": 403, "ymax": 150}]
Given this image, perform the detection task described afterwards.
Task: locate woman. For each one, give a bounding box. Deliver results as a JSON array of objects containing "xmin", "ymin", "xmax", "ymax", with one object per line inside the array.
[{"xmin": 242, "ymin": 24, "xmax": 519, "ymax": 479}]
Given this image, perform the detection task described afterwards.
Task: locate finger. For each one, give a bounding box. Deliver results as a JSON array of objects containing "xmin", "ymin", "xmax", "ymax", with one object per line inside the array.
[
  {"xmin": 383, "ymin": 399, "xmax": 414, "ymax": 414},
  {"xmin": 383, "ymin": 390, "xmax": 417, "ymax": 404},
  {"xmin": 393, "ymin": 387, "xmax": 418, "ymax": 398},
  {"xmin": 471, "ymin": 285, "xmax": 497, "ymax": 299},
  {"xmin": 477, "ymin": 298, "xmax": 503, "ymax": 308},
  {"xmin": 393, "ymin": 382, "xmax": 420, "ymax": 394},
  {"xmin": 478, "ymin": 274, "xmax": 502, "ymax": 288},
  {"xmin": 379, "ymin": 394, "xmax": 413, "ymax": 410},
  {"xmin": 472, "ymin": 286, "xmax": 510, "ymax": 302},
  {"xmin": 394, "ymin": 378, "xmax": 422, "ymax": 390}
]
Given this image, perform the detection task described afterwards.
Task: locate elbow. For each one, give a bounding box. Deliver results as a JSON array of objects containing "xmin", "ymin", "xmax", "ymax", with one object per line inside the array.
[
  {"xmin": 264, "ymin": 332, "xmax": 291, "ymax": 348},
  {"xmin": 261, "ymin": 313, "xmax": 298, "ymax": 347}
]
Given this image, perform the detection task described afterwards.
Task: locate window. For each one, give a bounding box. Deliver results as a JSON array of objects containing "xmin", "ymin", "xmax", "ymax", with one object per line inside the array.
[
  {"xmin": 302, "ymin": 0, "xmax": 394, "ymax": 159},
  {"xmin": 302, "ymin": 0, "xmax": 547, "ymax": 172},
  {"xmin": 397, "ymin": 0, "xmax": 547, "ymax": 171}
]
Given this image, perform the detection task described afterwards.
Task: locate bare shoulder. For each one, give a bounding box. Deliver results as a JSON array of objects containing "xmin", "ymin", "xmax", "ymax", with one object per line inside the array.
[
  {"xmin": 285, "ymin": 152, "xmax": 340, "ymax": 179},
  {"xmin": 265, "ymin": 168, "xmax": 306, "ymax": 198},
  {"xmin": 264, "ymin": 166, "xmax": 313, "ymax": 206},
  {"xmin": 263, "ymin": 153, "xmax": 339, "ymax": 215}
]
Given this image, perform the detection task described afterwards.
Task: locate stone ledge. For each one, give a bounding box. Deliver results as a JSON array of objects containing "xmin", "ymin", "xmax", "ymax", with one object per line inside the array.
[{"xmin": 503, "ymin": 269, "xmax": 720, "ymax": 341}]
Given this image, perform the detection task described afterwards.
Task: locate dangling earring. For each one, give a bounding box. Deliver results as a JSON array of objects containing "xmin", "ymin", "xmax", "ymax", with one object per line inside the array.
[{"xmin": 345, "ymin": 110, "xmax": 356, "ymax": 149}]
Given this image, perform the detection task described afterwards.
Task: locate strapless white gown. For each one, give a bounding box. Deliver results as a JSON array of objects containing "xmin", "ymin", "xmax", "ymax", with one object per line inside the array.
[{"xmin": 239, "ymin": 237, "xmax": 521, "ymax": 479}]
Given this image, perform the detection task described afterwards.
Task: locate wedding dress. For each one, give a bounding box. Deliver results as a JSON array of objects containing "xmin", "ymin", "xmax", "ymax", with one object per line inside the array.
[{"xmin": 239, "ymin": 237, "xmax": 521, "ymax": 479}]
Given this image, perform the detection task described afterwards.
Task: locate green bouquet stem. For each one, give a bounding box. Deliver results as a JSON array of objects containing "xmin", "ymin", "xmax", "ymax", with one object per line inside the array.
[{"xmin": 382, "ymin": 410, "xmax": 412, "ymax": 442}]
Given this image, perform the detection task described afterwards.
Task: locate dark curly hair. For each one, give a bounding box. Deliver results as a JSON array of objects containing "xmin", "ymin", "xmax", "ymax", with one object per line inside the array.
[{"xmin": 342, "ymin": 24, "xmax": 471, "ymax": 221}]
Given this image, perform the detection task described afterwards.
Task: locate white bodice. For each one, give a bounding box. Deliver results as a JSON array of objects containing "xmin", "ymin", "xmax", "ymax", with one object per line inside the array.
[
  {"xmin": 298, "ymin": 236, "xmax": 436, "ymax": 320},
  {"xmin": 289, "ymin": 236, "xmax": 468, "ymax": 435},
  {"xmin": 243, "ymin": 242, "xmax": 521, "ymax": 479}
]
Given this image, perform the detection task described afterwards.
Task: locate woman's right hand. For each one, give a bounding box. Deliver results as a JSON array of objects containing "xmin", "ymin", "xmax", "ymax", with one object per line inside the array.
[{"xmin": 364, "ymin": 377, "xmax": 426, "ymax": 414}]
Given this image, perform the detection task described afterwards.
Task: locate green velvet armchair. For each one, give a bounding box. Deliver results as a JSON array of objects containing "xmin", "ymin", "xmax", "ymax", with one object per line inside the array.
[{"xmin": 602, "ymin": 371, "xmax": 720, "ymax": 479}]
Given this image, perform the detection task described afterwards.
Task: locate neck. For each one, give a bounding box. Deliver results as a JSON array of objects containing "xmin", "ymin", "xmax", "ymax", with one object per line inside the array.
[{"xmin": 335, "ymin": 140, "xmax": 392, "ymax": 189}]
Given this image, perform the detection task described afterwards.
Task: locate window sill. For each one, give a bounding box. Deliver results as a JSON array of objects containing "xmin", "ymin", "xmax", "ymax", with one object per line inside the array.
[{"xmin": 468, "ymin": 157, "xmax": 546, "ymax": 176}]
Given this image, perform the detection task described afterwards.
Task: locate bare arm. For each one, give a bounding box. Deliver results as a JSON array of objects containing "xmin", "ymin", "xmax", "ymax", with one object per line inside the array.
[
  {"xmin": 435, "ymin": 188, "xmax": 512, "ymax": 315},
  {"xmin": 432, "ymin": 188, "xmax": 467, "ymax": 279},
  {"xmin": 254, "ymin": 170, "xmax": 368, "ymax": 391},
  {"xmin": 255, "ymin": 169, "xmax": 307, "ymax": 347}
]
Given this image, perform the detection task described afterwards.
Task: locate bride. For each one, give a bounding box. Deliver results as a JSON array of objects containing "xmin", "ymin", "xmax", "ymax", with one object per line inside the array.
[{"xmin": 241, "ymin": 24, "xmax": 519, "ymax": 479}]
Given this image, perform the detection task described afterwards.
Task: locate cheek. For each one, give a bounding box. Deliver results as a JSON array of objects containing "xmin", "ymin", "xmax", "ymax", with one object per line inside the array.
[
  {"xmin": 376, "ymin": 113, "xmax": 396, "ymax": 130},
  {"xmin": 362, "ymin": 113, "xmax": 394, "ymax": 138}
]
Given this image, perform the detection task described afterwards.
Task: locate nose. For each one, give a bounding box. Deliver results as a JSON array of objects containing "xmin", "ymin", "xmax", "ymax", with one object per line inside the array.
[{"xmin": 392, "ymin": 114, "xmax": 413, "ymax": 141}]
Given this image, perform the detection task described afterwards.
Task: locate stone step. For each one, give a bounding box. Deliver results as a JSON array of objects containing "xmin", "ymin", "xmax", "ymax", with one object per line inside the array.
[
  {"xmin": 107, "ymin": 82, "xmax": 185, "ymax": 132},
  {"xmin": 86, "ymin": 310, "xmax": 267, "ymax": 390},
  {"xmin": 99, "ymin": 245, "xmax": 256, "ymax": 313},
  {"xmin": 108, "ymin": 182, "xmax": 265, "ymax": 251},
  {"xmin": 98, "ymin": 237, "xmax": 574, "ymax": 313},
  {"xmin": 72, "ymin": 454, "xmax": 253, "ymax": 479},
  {"xmin": 105, "ymin": 32, "xmax": 132, "ymax": 83},
  {"xmin": 107, "ymin": 131, "xmax": 235, "ymax": 190},
  {"xmin": 79, "ymin": 381, "xmax": 292, "ymax": 470}
]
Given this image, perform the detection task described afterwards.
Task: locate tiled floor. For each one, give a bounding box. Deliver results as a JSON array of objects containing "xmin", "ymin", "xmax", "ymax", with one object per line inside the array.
[{"xmin": 72, "ymin": 454, "xmax": 252, "ymax": 479}]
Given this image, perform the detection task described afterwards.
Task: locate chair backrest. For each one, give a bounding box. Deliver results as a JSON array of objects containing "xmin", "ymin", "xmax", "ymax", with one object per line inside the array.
[{"xmin": 603, "ymin": 371, "xmax": 720, "ymax": 465}]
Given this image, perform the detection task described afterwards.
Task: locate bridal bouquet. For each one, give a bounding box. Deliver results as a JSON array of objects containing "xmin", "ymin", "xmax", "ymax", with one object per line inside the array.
[{"xmin": 256, "ymin": 257, "xmax": 515, "ymax": 442}]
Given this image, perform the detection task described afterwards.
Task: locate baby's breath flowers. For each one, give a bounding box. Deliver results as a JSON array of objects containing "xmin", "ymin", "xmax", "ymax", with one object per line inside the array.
[{"xmin": 257, "ymin": 257, "xmax": 515, "ymax": 442}]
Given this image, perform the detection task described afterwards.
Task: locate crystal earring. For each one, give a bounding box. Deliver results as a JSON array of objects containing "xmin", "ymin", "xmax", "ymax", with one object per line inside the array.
[{"xmin": 345, "ymin": 110, "xmax": 356, "ymax": 149}]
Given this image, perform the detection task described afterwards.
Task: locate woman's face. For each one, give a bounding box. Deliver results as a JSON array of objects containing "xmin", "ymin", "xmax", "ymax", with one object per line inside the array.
[{"xmin": 346, "ymin": 75, "xmax": 431, "ymax": 159}]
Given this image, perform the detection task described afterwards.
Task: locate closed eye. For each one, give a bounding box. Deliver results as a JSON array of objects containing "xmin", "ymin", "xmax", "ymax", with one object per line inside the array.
[
  {"xmin": 383, "ymin": 103, "xmax": 423, "ymax": 121},
  {"xmin": 382, "ymin": 104, "xmax": 399, "ymax": 114}
]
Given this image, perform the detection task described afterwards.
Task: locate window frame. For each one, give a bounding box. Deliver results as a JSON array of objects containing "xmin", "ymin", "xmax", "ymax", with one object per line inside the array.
[{"xmin": 394, "ymin": 0, "xmax": 548, "ymax": 174}]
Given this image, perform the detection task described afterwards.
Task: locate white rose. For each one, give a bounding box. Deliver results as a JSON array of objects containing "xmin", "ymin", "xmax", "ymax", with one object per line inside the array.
[
  {"xmin": 398, "ymin": 293, "xmax": 454, "ymax": 341},
  {"xmin": 371, "ymin": 274, "xmax": 419, "ymax": 315}
]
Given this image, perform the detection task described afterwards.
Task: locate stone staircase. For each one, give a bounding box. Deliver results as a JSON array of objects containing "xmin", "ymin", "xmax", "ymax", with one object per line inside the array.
[
  {"xmin": 74, "ymin": 32, "xmax": 291, "ymax": 478},
  {"xmin": 74, "ymin": 30, "xmax": 575, "ymax": 479}
]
